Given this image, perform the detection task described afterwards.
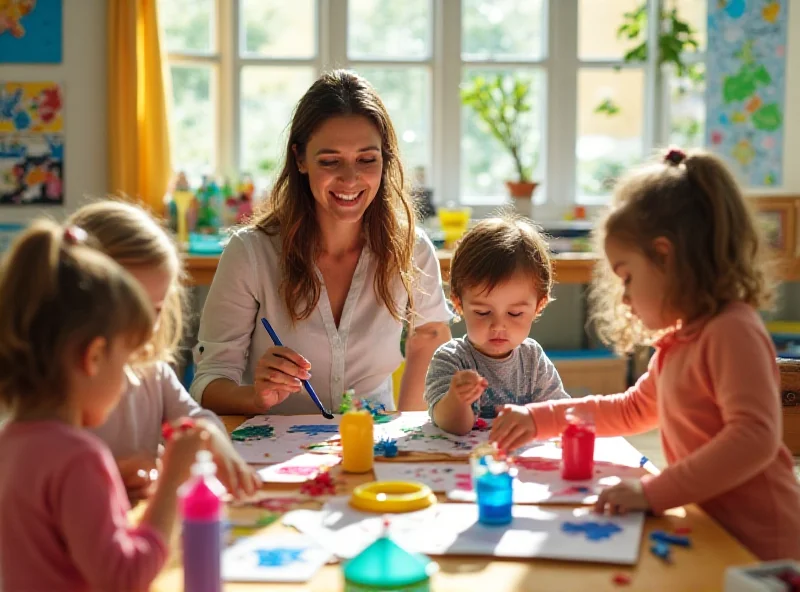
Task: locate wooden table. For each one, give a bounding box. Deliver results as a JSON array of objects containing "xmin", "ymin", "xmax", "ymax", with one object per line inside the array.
[
  {"xmin": 151, "ymin": 416, "xmax": 756, "ymax": 591},
  {"xmin": 184, "ymin": 251, "xmax": 599, "ymax": 287}
]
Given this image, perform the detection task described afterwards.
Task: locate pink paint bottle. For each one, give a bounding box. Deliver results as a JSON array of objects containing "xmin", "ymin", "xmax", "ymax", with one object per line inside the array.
[
  {"xmin": 561, "ymin": 407, "xmax": 595, "ymax": 481},
  {"xmin": 179, "ymin": 450, "xmax": 226, "ymax": 592}
]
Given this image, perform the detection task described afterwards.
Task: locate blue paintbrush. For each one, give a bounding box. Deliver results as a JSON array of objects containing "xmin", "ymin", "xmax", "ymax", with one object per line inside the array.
[{"xmin": 260, "ymin": 317, "xmax": 334, "ymax": 420}]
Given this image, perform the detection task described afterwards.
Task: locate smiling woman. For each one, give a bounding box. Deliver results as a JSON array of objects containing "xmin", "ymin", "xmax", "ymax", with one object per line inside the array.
[{"xmin": 191, "ymin": 70, "xmax": 453, "ymax": 417}]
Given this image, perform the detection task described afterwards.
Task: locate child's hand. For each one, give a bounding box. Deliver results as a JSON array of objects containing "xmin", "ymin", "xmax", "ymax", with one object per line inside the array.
[
  {"xmin": 159, "ymin": 426, "xmax": 209, "ymax": 487},
  {"xmin": 207, "ymin": 426, "xmax": 262, "ymax": 499},
  {"xmin": 117, "ymin": 453, "xmax": 159, "ymax": 505},
  {"xmin": 490, "ymin": 404, "xmax": 537, "ymax": 452},
  {"xmin": 254, "ymin": 346, "xmax": 310, "ymax": 411},
  {"xmin": 594, "ymin": 479, "xmax": 650, "ymax": 515},
  {"xmin": 447, "ymin": 370, "xmax": 487, "ymax": 406}
]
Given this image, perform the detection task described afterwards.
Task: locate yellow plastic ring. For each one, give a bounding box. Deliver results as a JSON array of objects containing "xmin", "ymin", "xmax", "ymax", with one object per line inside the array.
[{"xmin": 349, "ymin": 481, "xmax": 437, "ymax": 513}]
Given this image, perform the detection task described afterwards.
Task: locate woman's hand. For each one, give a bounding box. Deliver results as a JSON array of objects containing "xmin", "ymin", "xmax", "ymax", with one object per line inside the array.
[{"xmin": 254, "ymin": 346, "xmax": 311, "ymax": 411}]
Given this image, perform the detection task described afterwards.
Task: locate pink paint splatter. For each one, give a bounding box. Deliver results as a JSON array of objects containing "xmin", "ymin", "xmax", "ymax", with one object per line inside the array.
[
  {"xmin": 276, "ymin": 466, "xmax": 320, "ymax": 476},
  {"xmin": 711, "ymin": 131, "xmax": 723, "ymax": 145},
  {"xmin": 250, "ymin": 497, "xmax": 304, "ymax": 512},
  {"xmin": 513, "ymin": 458, "xmax": 561, "ymax": 471},
  {"xmin": 455, "ymin": 473, "xmax": 472, "ymax": 491}
]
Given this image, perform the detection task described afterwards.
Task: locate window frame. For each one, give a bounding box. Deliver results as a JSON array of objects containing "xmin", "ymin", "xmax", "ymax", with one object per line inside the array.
[{"xmin": 162, "ymin": 0, "xmax": 704, "ymax": 221}]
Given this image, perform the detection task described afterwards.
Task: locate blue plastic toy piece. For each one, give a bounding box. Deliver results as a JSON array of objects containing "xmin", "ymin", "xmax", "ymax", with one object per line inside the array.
[
  {"xmin": 650, "ymin": 541, "xmax": 672, "ymax": 563},
  {"xmin": 650, "ymin": 530, "xmax": 691, "ymax": 547}
]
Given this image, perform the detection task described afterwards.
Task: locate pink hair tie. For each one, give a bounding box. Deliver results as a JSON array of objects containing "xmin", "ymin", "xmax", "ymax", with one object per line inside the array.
[
  {"xmin": 63, "ymin": 225, "xmax": 88, "ymax": 245},
  {"xmin": 664, "ymin": 147, "xmax": 687, "ymax": 166}
]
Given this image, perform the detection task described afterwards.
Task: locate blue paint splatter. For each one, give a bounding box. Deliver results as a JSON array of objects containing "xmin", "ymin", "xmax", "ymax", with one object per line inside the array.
[
  {"xmin": 287, "ymin": 424, "xmax": 340, "ymax": 436},
  {"xmin": 374, "ymin": 437, "xmax": 398, "ymax": 458},
  {"xmin": 725, "ymin": 0, "xmax": 745, "ymax": 19},
  {"xmin": 639, "ymin": 456, "xmax": 649, "ymax": 468},
  {"xmin": 256, "ymin": 548, "xmax": 305, "ymax": 567},
  {"xmin": 561, "ymin": 521, "xmax": 623, "ymax": 541}
]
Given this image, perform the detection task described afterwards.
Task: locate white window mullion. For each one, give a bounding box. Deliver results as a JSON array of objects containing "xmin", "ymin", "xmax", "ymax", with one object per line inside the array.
[
  {"xmin": 545, "ymin": 0, "xmax": 578, "ymax": 218},
  {"xmin": 644, "ymin": 0, "xmax": 663, "ymax": 154},
  {"xmin": 438, "ymin": 0, "xmax": 461, "ymax": 206},
  {"xmin": 218, "ymin": 0, "xmax": 236, "ymax": 176},
  {"xmin": 326, "ymin": 0, "xmax": 348, "ymax": 71}
]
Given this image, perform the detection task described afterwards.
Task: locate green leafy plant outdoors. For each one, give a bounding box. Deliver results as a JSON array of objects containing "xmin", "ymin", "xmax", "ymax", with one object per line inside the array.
[
  {"xmin": 461, "ymin": 74, "xmax": 538, "ymax": 183},
  {"xmin": 595, "ymin": 4, "xmax": 703, "ymax": 117}
]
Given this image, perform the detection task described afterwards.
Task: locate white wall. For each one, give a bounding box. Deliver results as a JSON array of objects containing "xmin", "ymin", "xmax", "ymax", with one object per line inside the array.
[{"xmin": 0, "ymin": 1, "xmax": 107, "ymax": 224}]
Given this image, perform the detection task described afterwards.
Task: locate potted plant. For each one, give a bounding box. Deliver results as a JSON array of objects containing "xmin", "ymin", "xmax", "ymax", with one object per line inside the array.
[{"xmin": 461, "ymin": 73, "xmax": 539, "ymax": 214}]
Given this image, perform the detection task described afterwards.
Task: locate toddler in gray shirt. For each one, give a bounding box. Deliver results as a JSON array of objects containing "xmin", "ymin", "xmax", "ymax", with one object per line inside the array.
[{"xmin": 424, "ymin": 215, "xmax": 569, "ymax": 436}]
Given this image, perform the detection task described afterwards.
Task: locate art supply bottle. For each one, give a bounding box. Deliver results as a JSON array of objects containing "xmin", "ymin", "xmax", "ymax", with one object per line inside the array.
[
  {"xmin": 343, "ymin": 519, "xmax": 437, "ymax": 592},
  {"xmin": 470, "ymin": 443, "xmax": 516, "ymax": 526},
  {"xmin": 179, "ymin": 450, "xmax": 226, "ymax": 592},
  {"xmin": 341, "ymin": 408, "xmax": 374, "ymax": 473},
  {"xmin": 561, "ymin": 407, "xmax": 596, "ymax": 481}
]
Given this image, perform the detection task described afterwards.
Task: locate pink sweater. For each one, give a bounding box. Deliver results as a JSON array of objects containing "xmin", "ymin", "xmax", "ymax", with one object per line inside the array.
[
  {"xmin": 529, "ymin": 302, "xmax": 800, "ymax": 560},
  {"xmin": 0, "ymin": 421, "xmax": 168, "ymax": 591}
]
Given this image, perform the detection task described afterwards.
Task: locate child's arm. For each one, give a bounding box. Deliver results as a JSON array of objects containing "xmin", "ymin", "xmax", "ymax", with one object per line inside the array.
[
  {"xmin": 640, "ymin": 319, "xmax": 782, "ymax": 514},
  {"xmin": 425, "ymin": 345, "xmax": 485, "ymax": 435},
  {"xmin": 58, "ymin": 451, "xmax": 171, "ymax": 591},
  {"xmin": 526, "ymin": 357, "xmax": 660, "ymax": 439}
]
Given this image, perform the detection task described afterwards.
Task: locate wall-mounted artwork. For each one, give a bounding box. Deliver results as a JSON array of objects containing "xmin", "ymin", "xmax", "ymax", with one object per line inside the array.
[
  {"xmin": 0, "ymin": 0, "xmax": 63, "ymax": 64},
  {"xmin": 0, "ymin": 134, "xmax": 63, "ymax": 205},
  {"xmin": 0, "ymin": 82, "xmax": 63, "ymax": 133},
  {"xmin": 706, "ymin": 0, "xmax": 789, "ymax": 186}
]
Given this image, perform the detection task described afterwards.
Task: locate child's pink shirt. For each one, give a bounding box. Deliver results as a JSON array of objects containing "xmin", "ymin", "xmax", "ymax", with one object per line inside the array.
[
  {"xmin": 528, "ymin": 301, "xmax": 800, "ymax": 560},
  {"xmin": 0, "ymin": 420, "xmax": 168, "ymax": 591}
]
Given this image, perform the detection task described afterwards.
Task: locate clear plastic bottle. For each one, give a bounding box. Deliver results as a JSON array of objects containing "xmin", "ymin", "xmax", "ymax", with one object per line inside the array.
[{"xmin": 178, "ymin": 450, "xmax": 226, "ymax": 592}]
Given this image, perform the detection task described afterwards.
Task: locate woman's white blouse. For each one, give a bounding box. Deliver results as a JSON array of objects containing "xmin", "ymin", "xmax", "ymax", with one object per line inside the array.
[{"xmin": 190, "ymin": 226, "xmax": 452, "ymax": 414}]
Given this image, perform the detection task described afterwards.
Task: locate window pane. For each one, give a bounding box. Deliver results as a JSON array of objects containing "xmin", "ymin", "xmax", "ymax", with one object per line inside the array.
[
  {"xmin": 168, "ymin": 65, "xmax": 215, "ymax": 181},
  {"xmin": 348, "ymin": 0, "xmax": 430, "ymax": 60},
  {"xmin": 241, "ymin": 0, "xmax": 316, "ymax": 58},
  {"xmin": 577, "ymin": 69, "xmax": 644, "ymax": 202},
  {"xmin": 668, "ymin": 64, "xmax": 705, "ymax": 149},
  {"xmin": 671, "ymin": 0, "xmax": 706, "ymax": 52},
  {"xmin": 579, "ymin": 0, "xmax": 643, "ymax": 60},
  {"xmin": 461, "ymin": 69, "xmax": 544, "ymax": 201},
  {"xmin": 462, "ymin": 0, "xmax": 545, "ymax": 61},
  {"xmin": 355, "ymin": 67, "xmax": 431, "ymax": 173},
  {"xmin": 158, "ymin": 0, "xmax": 214, "ymax": 53},
  {"xmin": 240, "ymin": 67, "xmax": 315, "ymax": 184}
]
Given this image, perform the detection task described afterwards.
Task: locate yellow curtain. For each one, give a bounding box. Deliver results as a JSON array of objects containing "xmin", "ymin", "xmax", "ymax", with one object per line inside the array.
[{"xmin": 107, "ymin": 0, "xmax": 172, "ymax": 212}]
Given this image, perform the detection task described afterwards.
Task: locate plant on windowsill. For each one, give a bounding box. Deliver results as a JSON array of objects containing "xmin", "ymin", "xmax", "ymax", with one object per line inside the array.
[{"xmin": 461, "ymin": 74, "xmax": 539, "ymax": 209}]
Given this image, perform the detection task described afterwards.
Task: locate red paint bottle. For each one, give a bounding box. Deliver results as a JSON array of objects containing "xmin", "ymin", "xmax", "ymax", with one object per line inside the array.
[{"xmin": 561, "ymin": 407, "xmax": 595, "ymax": 481}]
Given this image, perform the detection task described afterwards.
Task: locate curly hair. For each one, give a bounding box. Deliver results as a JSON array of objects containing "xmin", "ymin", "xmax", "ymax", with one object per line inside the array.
[{"xmin": 590, "ymin": 149, "xmax": 777, "ymax": 354}]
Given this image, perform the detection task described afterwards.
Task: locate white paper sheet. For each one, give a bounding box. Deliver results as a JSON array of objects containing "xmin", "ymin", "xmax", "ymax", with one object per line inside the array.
[
  {"xmin": 222, "ymin": 534, "xmax": 332, "ymax": 582},
  {"xmin": 283, "ymin": 497, "xmax": 645, "ymax": 565}
]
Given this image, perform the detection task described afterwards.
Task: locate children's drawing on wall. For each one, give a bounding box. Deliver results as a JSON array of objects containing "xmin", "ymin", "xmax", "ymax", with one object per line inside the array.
[
  {"xmin": 706, "ymin": 0, "xmax": 788, "ymax": 186},
  {"xmin": 0, "ymin": 0, "xmax": 63, "ymax": 64},
  {"xmin": 0, "ymin": 82, "xmax": 63, "ymax": 134},
  {"xmin": 0, "ymin": 134, "xmax": 63, "ymax": 205}
]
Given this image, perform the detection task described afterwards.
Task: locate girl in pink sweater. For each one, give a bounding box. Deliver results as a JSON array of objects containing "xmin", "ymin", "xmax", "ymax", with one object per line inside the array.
[
  {"xmin": 491, "ymin": 148, "xmax": 800, "ymax": 560},
  {"xmin": 0, "ymin": 221, "xmax": 208, "ymax": 591}
]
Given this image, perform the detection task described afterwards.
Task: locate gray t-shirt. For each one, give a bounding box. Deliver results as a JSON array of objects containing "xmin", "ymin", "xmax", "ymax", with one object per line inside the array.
[{"xmin": 424, "ymin": 337, "xmax": 570, "ymax": 421}]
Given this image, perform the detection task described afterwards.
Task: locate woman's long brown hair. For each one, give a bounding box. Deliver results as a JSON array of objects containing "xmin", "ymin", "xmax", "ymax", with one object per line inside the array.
[{"xmin": 251, "ymin": 70, "xmax": 417, "ymax": 324}]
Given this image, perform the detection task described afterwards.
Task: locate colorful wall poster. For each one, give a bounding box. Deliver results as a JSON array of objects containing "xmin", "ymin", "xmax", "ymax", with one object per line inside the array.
[
  {"xmin": 706, "ymin": 0, "xmax": 788, "ymax": 186},
  {"xmin": 0, "ymin": 0, "xmax": 63, "ymax": 64},
  {"xmin": 0, "ymin": 134, "xmax": 63, "ymax": 205},
  {"xmin": 0, "ymin": 82, "xmax": 63, "ymax": 133}
]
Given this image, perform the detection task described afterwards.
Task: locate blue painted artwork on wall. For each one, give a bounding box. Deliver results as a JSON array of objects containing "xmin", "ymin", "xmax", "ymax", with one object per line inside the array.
[
  {"xmin": 706, "ymin": 0, "xmax": 788, "ymax": 186},
  {"xmin": 0, "ymin": 0, "xmax": 63, "ymax": 64}
]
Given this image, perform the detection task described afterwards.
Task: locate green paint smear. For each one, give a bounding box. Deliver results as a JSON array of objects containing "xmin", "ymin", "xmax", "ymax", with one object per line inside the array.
[
  {"xmin": 752, "ymin": 104, "xmax": 782, "ymax": 131},
  {"xmin": 231, "ymin": 424, "xmax": 275, "ymax": 441},
  {"xmin": 255, "ymin": 513, "xmax": 280, "ymax": 527}
]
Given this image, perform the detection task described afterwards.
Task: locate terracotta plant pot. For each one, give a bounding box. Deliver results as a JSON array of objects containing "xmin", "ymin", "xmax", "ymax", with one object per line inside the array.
[{"xmin": 505, "ymin": 180, "xmax": 538, "ymax": 199}]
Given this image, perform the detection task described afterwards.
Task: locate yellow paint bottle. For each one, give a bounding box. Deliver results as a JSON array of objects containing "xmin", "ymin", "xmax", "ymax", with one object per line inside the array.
[{"xmin": 340, "ymin": 409, "xmax": 374, "ymax": 473}]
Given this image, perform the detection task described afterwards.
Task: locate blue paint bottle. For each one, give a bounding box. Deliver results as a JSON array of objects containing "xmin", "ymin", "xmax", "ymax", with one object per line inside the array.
[{"xmin": 471, "ymin": 444, "xmax": 516, "ymax": 526}]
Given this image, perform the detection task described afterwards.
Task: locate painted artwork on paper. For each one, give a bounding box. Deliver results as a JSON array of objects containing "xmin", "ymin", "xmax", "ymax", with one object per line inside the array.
[
  {"xmin": 373, "ymin": 456, "xmax": 645, "ymax": 505},
  {"xmin": 222, "ymin": 534, "xmax": 331, "ymax": 583},
  {"xmin": 0, "ymin": 134, "xmax": 63, "ymax": 205},
  {"xmin": 706, "ymin": 0, "xmax": 788, "ymax": 186},
  {"xmin": 283, "ymin": 498, "xmax": 645, "ymax": 565},
  {"xmin": 0, "ymin": 82, "xmax": 63, "ymax": 133},
  {"xmin": 0, "ymin": 0, "xmax": 62, "ymax": 64}
]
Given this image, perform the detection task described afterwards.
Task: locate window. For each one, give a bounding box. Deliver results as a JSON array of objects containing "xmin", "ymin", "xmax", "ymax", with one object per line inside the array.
[{"xmin": 159, "ymin": 0, "xmax": 706, "ymax": 217}]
